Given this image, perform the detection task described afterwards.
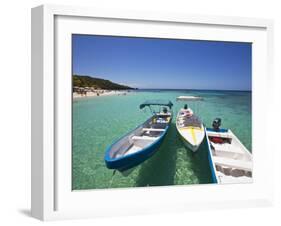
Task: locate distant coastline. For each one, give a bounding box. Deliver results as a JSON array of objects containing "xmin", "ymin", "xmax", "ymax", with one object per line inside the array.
[
  {"xmin": 73, "ymin": 75, "xmax": 136, "ymax": 98},
  {"xmin": 73, "ymin": 75, "xmax": 136, "ymax": 90}
]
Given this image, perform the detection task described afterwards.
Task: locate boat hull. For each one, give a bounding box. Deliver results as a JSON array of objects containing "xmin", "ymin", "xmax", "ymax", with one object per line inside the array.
[
  {"xmin": 178, "ymin": 131, "xmax": 202, "ymax": 152},
  {"xmin": 104, "ymin": 113, "xmax": 172, "ymax": 172},
  {"xmin": 205, "ymin": 128, "xmax": 218, "ymax": 183}
]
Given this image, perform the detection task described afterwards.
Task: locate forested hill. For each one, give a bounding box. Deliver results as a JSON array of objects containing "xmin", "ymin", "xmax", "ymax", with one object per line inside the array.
[{"xmin": 73, "ymin": 75, "xmax": 135, "ymax": 90}]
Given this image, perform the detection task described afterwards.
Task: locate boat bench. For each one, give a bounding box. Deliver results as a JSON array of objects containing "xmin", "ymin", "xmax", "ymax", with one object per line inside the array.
[
  {"xmin": 132, "ymin": 136, "xmax": 157, "ymax": 141},
  {"xmin": 207, "ymin": 132, "xmax": 232, "ymax": 139},
  {"xmin": 211, "ymin": 143, "xmax": 244, "ymax": 155},
  {"xmin": 212, "ymin": 156, "xmax": 252, "ymax": 171},
  {"xmin": 142, "ymin": 128, "xmax": 165, "ymax": 132}
]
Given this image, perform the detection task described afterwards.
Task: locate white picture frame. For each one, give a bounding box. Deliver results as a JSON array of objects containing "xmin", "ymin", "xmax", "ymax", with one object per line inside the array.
[{"xmin": 31, "ymin": 4, "xmax": 274, "ymax": 221}]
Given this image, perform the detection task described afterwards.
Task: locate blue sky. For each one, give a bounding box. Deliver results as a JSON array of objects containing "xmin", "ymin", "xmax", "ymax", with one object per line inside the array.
[{"xmin": 72, "ymin": 35, "xmax": 252, "ymax": 91}]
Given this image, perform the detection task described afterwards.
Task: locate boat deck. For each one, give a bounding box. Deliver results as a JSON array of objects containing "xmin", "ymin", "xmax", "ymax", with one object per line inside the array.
[
  {"xmin": 212, "ymin": 156, "xmax": 252, "ymax": 171},
  {"xmin": 177, "ymin": 114, "xmax": 202, "ymax": 128},
  {"xmin": 115, "ymin": 143, "xmax": 143, "ymax": 158},
  {"xmin": 125, "ymin": 145, "xmax": 142, "ymax": 156}
]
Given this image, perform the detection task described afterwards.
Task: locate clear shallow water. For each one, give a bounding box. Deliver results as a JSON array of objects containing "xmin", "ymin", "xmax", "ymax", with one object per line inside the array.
[{"xmin": 72, "ymin": 90, "xmax": 252, "ymax": 190}]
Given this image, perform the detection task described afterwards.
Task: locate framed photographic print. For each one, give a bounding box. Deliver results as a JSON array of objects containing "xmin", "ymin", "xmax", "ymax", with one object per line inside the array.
[{"xmin": 31, "ymin": 4, "xmax": 274, "ymax": 221}]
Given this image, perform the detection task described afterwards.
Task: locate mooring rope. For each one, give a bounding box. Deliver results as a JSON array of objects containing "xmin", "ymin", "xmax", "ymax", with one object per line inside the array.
[{"xmin": 108, "ymin": 170, "xmax": 116, "ymax": 188}]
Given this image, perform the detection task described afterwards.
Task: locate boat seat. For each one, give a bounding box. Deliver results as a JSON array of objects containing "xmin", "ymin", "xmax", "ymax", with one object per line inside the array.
[
  {"xmin": 142, "ymin": 128, "xmax": 165, "ymax": 132},
  {"xmin": 212, "ymin": 156, "xmax": 252, "ymax": 171},
  {"xmin": 132, "ymin": 136, "xmax": 157, "ymax": 141},
  {"xmin": 207, "ymin": 132, "xmax": 232, "ymax": 139},
  {"xmin": 211, "ymin": 142, "xmax": 244, "ymax": 154}
]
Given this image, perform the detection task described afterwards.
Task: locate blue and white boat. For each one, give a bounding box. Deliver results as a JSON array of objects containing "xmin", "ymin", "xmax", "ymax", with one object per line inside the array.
[
  {"xmin": 104, "ymin": 100, "xmax": 173, "ymax": 173},
  {"xmin": 206, "ymin": 118, "xmax": 253, "ymax": 184}
]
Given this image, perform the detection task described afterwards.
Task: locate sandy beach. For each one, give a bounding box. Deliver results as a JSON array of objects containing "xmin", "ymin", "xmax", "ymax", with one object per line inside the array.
[{"xmin": 73, "ymin": 90, "xmax": 129, "ymax": 99}]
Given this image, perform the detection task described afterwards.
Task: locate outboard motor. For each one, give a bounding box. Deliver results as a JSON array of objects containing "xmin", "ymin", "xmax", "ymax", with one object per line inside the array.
[
  {"xmin": 184, "ymin": 104, "xmax": 188, "ymax": 109},
  {"xmin": 163, "ymin": 107, "xmax": 168, "ymax": 114},
  {"xmin": 212, "ymin": 118, "xmax": 221, "ymax": 131}
]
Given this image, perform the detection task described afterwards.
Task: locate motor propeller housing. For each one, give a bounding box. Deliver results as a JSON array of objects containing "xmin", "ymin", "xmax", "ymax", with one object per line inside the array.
[{"xmin": 212, "ymin": 118, "xmax": 221, "ymax": 131}]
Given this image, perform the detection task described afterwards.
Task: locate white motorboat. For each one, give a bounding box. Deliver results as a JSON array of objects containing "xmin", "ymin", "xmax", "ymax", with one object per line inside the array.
[
  {"xmin": 176, "ymin": 96, "xmax": 205, "ymax": 152},
  {"xmin": 206, "ymin": 118, "xmax": 253, "ymax": 184}
]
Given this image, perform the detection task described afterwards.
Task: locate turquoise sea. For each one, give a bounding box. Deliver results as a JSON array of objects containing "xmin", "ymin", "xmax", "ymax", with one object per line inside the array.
[{"xmin": 72, "ymin": 90, "xmax": 252, "ymax": 190}]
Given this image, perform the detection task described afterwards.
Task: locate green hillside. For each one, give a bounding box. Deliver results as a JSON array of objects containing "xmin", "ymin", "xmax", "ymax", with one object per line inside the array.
[{"xmin": 73, "ymin": 75, "xmax": 135, "ymax": 90}]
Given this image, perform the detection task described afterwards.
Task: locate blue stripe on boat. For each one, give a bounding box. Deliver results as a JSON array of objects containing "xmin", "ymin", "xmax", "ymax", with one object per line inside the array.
[
  {"xmin": 205, "ymin": 127, "xmax": 218, "ymax": 183},
  {"xmin": 206, "ymin": 128, "xmax": 228, "ymax": 133}
]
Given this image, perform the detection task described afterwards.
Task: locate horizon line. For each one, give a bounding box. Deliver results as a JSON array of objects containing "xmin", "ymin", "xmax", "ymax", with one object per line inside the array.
[{"xmin": 136, "ymin": 88, "xmax": 252, "ymax": 92}]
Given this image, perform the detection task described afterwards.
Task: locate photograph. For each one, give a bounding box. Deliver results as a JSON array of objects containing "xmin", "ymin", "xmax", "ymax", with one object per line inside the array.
[{"xmin": 72, "ymin": 34, "xmax": 252, "ymax": 190}]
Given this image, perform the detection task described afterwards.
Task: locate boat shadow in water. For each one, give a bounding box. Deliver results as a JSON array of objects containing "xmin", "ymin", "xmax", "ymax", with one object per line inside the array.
[
  {"xmin": 187, "ymin": 137, "xmax": 213, "ymax": 184},
  {"xmin": 135, "ymin": 123, "xmax": 179, "ymax": 187}
]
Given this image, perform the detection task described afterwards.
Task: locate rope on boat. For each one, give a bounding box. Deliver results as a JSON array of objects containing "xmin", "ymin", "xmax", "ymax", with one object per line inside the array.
[{"xmin": 108, "ymin": 170, "xmax": 116, "ymax": 188}]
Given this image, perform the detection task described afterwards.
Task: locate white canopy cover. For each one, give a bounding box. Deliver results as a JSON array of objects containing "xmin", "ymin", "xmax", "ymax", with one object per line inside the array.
[{"xmin": 176, "ymin": 96, "xmax": 203, "ymax": 101}]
